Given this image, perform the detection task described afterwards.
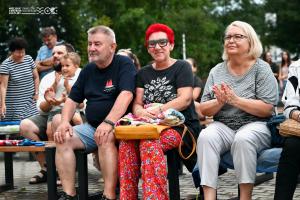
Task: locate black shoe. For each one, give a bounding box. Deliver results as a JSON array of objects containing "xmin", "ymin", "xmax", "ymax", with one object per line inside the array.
[
  {"xmin": 58, "ymin": 192, "xmax": 78, "ymax": 200},
  {"xmin": 100, "ymin": 194, "xmax": 116, "ymax": 200}
]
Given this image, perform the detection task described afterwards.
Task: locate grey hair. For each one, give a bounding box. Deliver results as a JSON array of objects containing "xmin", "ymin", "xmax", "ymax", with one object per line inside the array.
[
  {"xmin": 87, "ymin": 25, "xmax": 116, "ymax": 43},
  {"xmin": 40, "ymin": 26, "xmax": 56, "ymax": 37},
  {"xmin": 222, "ymin": 21, "xmax": 262, "ymax": 61}
]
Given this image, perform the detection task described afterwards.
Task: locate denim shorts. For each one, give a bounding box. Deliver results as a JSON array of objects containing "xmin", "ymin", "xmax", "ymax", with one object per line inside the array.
[{"xmin": 73, "ymin": 123, "xmax": 97, "ymax": 153}]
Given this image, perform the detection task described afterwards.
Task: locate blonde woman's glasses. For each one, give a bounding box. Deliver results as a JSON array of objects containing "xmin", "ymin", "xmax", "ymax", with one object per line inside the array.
[{"xmin": 224, "ymin": 34, "xmax": 247, "ymax": 42}]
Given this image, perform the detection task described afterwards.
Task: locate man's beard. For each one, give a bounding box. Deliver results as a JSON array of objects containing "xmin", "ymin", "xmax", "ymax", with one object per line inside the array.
[{"xmin": 53, "ymin": 63, "xmax": 62, "ymax": 72}]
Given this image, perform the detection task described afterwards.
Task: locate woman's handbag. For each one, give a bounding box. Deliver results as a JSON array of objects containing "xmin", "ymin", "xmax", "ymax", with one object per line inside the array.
[
  {"xmin": 114, "ymin": 124, "xmax": 169, "ymax": 140},
  {"xmin": 266, "ymin": 114, "xmax": 286, "ymax": 147},
  {"xmin": 279, "ymin": 118, "xmax": 300, "ymax": 137}
]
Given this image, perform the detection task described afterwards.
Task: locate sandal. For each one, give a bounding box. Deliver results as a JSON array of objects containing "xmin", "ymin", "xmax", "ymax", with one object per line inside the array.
[
  {"xmin": 29, "ymin": 169, "xmax": 47, "ymax": 184},
  {"xmin": 19, "ymin": 139, "xmax": 45, "ymax": 146}
]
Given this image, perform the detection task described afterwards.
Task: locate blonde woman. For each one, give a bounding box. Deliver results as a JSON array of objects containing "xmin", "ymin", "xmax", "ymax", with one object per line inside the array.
[{"xmin": 197, "ymin": 21, "xmax": 278, "ymax": 200}]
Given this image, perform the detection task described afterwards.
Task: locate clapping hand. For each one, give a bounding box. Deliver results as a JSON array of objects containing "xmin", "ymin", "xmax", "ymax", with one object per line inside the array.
[
  {"xmin": 212, "ymin": 84, "xmax": 227, "ymax": 105},
  {"xmin": 44, "ymin": 87, "xmax": 61, "ymax": 106},
  {"xmin": 44, "ymin": 87, "xmax": 56, "ymax": 103},
  {"xmin": 212, "ymin": 83, "xmax": 239, "ymax": 106},
  {"xmin": 221, "ymin": 83, "xmax": 239, "ymax": 106}
]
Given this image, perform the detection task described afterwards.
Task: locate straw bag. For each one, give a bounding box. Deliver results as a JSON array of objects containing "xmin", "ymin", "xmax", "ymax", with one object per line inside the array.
[
  {"xmin": 114, "ymin": 124, "xmax": 169, "ymax": 140},
  {"xmin": 279, "ymin": 118, "xmax": 300, "ymax": 137}
]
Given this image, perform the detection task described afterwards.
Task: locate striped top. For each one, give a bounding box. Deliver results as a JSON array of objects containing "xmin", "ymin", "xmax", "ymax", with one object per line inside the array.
[
  {"xmin": 201, "ymin": 58, "xmax": 278, "ymax": 130},
  {"xmin": 0, "ymin": 55, "xmax": 38, "ymax": 121}
]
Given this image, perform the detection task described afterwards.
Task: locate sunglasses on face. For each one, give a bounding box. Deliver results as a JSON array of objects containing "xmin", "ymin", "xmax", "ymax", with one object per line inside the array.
[{"xmin": 147, "ymin": 39, "xmax": 169, "ymax": 48}]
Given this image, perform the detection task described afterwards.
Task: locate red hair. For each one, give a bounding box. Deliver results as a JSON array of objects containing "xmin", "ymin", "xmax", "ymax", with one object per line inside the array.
[{"xmin": 145, "ymin": 23, "xmax": 175, "ymax": 46}]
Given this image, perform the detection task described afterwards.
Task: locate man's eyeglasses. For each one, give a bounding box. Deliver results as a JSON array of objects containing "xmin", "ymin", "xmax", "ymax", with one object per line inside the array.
[
  {"xmin": 224, "ymin": 34, "xmax": 248, "ymax": 42},
  {"xmin": 147, "ymin": 39, "xmax": 169, "ymax": 48}
]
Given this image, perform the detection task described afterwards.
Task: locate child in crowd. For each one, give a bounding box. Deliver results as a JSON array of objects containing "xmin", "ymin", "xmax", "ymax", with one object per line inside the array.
[{"xmin": 45, "ymin": 52, "xmax": 83, "ymax": 140}]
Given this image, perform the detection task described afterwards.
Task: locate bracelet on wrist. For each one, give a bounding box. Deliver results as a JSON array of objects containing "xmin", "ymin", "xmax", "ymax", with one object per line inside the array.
[{"xmin": 103, "ymin": 119, "xmax": 115, "ymax": 128}]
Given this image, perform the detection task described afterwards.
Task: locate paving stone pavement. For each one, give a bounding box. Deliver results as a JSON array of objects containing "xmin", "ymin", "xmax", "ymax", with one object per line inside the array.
[{"xmin": 1, "ymin": 153, "xmax": 300, "ymax": 200}]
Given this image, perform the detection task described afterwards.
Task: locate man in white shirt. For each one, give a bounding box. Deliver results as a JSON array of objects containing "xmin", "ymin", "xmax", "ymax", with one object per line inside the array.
[{"xmin": 20, "ymin": 43, "xmax": 75, "ymax": 184}]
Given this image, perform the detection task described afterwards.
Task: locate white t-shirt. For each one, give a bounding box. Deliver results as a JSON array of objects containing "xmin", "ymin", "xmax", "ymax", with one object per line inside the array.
[
  {"xmin": 51, "ymin": 68, "xmax": 81, "ymax": 111},
  {"xmin": 37, "ymin": 68, "xmax": 81, "ymax": 114}
]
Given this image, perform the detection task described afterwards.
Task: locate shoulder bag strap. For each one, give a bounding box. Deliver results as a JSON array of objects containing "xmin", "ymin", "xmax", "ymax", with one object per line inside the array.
[{"xmin": 178, "ymin": 125, "xmax": 197, "ymax": 160}]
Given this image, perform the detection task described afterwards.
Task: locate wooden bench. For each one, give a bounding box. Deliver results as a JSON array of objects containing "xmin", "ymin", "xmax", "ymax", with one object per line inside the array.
[{"xmin": 0, "ymin": 142, "xmax": 56, "ymax": 194}]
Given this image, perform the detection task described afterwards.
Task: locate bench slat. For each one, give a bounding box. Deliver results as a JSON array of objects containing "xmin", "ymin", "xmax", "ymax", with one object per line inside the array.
[{"xmin": 0, "ymin": 142, "xmax": 55, "ymax": 152}]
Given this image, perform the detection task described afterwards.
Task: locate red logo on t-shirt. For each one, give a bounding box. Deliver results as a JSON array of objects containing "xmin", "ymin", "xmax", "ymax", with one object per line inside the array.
[
  {"xmin": 104, "ymin": 79, "xmax": 115, "ymax": 92},
  {"xmin": 106, "ymin": 79, "xmax": 113, "ymax": 87}
]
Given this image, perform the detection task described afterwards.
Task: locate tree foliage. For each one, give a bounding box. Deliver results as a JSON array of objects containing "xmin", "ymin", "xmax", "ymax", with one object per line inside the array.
[
  {"xmin": 264, "ymin": 0, "xmax": 300, "ymax": 54},
  {"xmin": 0, "ymin": 0, "xmax": 299, "ymax": 77}
]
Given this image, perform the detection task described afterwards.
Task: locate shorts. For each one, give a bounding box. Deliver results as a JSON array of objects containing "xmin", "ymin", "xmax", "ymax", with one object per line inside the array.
[
  {"xmin": 48, "ymin": 109, "xmax": 62, "ymax": 123},
  {"xmin": 74, "ymin": 123, "xmax": 97, "ymax": 153},
  {"xmin": 27, "ymin": 114, "xmax": 48, "ymax": 141},
  {"xmin": 48, "ymin": 109, "xmax": 82, "ymax": 123}
]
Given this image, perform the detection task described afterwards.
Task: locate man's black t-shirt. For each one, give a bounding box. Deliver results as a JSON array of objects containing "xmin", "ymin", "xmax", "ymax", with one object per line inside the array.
[
  {"xmin": 69, "ymin": 55, "xmax": 136, "ymax": 128},
  {"xmin": 137, "ymin": 60, "xmax": 200, "ymax": 135}
]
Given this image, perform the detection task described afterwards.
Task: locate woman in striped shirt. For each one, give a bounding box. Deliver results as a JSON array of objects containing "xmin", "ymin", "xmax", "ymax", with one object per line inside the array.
[{"xmin": 0, "ymin": 37, "xmax": 39, "ymax": 121}]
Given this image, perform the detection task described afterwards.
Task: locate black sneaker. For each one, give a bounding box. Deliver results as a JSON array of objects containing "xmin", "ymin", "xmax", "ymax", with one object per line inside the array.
[
  {"xmin": 101, "ymin": 194, "xmax": 116, "ymax": 200},
  {"xmin": 58, "ymin": 192, "xmax": 78, "ymax": 200}
]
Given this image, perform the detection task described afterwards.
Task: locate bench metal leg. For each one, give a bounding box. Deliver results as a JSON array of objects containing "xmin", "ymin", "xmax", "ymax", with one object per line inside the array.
[
  {"xmin": 76, "ymin": 150, "xmax": 88, "ymax": 200},
  {"xmin": 167, "ymin": 149, "xmax": 180, "ymax": 200},
  {"xmin": 254, "ymin": 173, "xmax": 274, "ymax": 186},
  {"xmin": 46, "ymin": 147, "xmax": 57, "ymax": 200},
  {"xmin": 0, "ymin": 152, "xmax": 14, "ymax": 192}
]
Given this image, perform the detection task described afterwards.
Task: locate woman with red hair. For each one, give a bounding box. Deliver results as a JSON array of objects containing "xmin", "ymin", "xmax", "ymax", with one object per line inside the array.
[{"xmin": 118, "ymin": 23, "xmax": 200, "ymax": 199}]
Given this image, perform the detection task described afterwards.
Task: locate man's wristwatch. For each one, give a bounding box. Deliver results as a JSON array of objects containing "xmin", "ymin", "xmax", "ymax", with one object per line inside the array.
[{"xmin": 103, "ymin": 119, "xmax": 115, "ymax": 128}]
